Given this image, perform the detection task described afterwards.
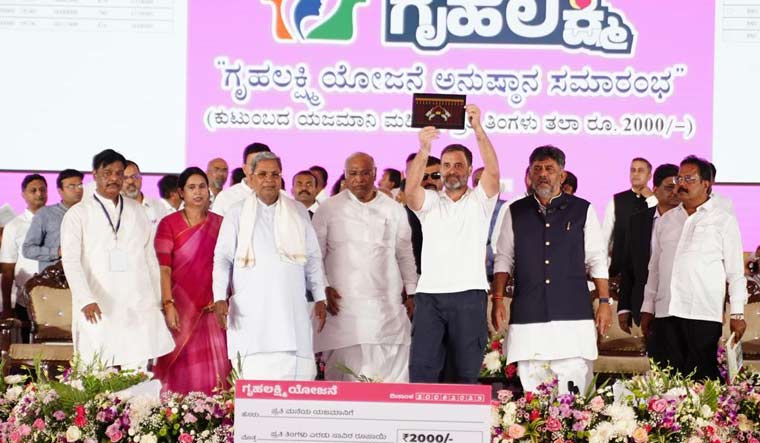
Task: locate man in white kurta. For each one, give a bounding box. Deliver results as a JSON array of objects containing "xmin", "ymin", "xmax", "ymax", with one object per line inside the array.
[
  {"xmin": 61, "ymin": 149, "xmax": 174, "ymax": 368},
  {"xmin": 211, "ymin": 144, "xmax": 271, "ymax": 216},
  {"xmin": 312, "ymin": 153, "xmax": 417, "ymax": 382},
  {"xmin": 213, "ymin": 152, "xmax": 327, "ymax": 380}
]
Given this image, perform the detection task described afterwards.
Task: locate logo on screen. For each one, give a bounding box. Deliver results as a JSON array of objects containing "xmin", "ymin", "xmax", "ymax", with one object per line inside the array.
[
  {"xmin": 383, "ymin": 0, "xmax": 636, "ymax": 56},
  {"xmin": 262, "ymin": 0, "xmax": 368, "ymax": 43}
]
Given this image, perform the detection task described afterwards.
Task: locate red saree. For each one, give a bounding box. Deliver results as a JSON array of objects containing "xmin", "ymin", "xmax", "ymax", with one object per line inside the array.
[{"xmin": 153, "ymin": 211, "xmax": 231, "ymax": 394}]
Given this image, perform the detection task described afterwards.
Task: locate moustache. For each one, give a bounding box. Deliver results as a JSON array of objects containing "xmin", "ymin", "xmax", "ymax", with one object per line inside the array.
[
  {"xmin": 298, "ymin": 191, "xmax": 311, "ymax": 196},
  {"xmin": 678, "ymin": 188, "xmax": 688, "ymax": 193}
]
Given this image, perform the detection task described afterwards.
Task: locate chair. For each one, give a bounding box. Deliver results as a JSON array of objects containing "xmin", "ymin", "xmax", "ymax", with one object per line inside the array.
[{"xmin": 0, "ymin": 285, "xmax": 74, "ymax": 375}]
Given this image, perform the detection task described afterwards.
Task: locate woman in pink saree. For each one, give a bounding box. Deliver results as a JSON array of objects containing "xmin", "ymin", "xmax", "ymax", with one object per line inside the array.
[{"xmin": 153, "ymin": 167, "xmax": 231, "ymax": 393}]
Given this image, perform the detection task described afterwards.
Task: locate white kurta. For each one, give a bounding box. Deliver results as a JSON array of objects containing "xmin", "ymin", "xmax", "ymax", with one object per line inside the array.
[
  {"xmin": 213, "ymin": 197, "xmax": 326, "ymax": 360},
  {"xmin": 312, "ymin": 190, "xmax": 417, "ymax": 352},
  {"xmin": 61, "ymin": 193, "xmax": 174, "ymax": 366},
  {"xmin": 210, "ymin": 181, "xmax": 253, "ymax": 216},
  {"xmin": 0, "ymin": 210, "xmax": 39, "ymax": 307}
]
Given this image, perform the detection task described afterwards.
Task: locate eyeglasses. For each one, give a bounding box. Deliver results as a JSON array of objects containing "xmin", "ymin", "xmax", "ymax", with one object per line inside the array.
[
  {"xmin": 423, "ymin": 172, "xmax": 441, "ymax": 181},
  {"xmin": 64, "ymin": 184, "xmax": 84, "ymax": 190},
  {"xmin": 124, "ymin": 173, "xmax": 142, "ymax": 181},
  {"xmin": 672, "ymin": 175, "xmax": 699, "ymax": 185}
]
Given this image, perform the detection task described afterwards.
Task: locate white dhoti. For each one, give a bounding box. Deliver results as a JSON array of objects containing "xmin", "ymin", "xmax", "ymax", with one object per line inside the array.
[
  {"xmin": 323, "ymin": 344, "xmax": 409, "ymax": 382},
  {"xmin": 518, "ymin": 358, "xmax": 593, "ymax": 395},
  {"xmin": 239, "ymin": 352, "xmax": 317, "ymax": 381}
]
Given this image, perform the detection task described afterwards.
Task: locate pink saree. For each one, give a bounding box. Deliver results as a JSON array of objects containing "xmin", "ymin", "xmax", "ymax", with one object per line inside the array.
[{"xmin": 153, "ymin": 211, "xmax": 231, "ymax": 394}]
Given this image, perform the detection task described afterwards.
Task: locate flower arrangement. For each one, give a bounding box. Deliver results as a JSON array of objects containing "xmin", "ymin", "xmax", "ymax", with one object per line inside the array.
[{"xmin": 481, "ymin": 333, "xmax": 518, "ymax": 380}]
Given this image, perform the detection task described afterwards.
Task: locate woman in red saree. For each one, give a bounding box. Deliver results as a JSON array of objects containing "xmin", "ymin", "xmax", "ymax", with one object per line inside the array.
[{"xmin": 153, "ymin": 167, "xmax": 231, "ymax": 394}]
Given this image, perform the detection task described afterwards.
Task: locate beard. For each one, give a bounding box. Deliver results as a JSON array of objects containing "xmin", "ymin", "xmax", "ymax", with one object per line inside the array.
[
  {"xmin": 123, "ymin": 187, "xmax": 140, "ymax": 199},
  {"xmin": 443, "ymin": 175, "xmax": 465, "ymax": 191},
  {"xmin": 212, "ymin": 178, "xmax": 225, "ymax": 189},
  {"xmin": 534, "ymin": 182, "xmax": 554, "ymax": 200}
]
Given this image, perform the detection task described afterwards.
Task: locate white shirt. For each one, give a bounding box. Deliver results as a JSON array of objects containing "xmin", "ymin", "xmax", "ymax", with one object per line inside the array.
[
  {"xmin": 315, "ymin": 188, "xmax": 328, "ymax": 204},
  {"xmin": 641, "ymin": 199, "xmax": 747, "ymax": 322},
  {"xmin": 211, "ymin": 181, "xmax": 253, "ymax": 216},
  {"xmin": 601, "ymin": 190, "xmax": 658, "ymax": 255},
  {"xmin": 494, "ymin": 196, "xmax": 608, "ymax": 363},
  {"xmin": 490, "ymin": 199, "xmax": 510, "ymax": 255},
  {"xmin": 0, "ymin": 210, "xmax": 39, "ymax": 307},
  {"xmin": 312, "ymin": 190, "xmax": 417, "ymax": 352},
  {"xmin": 307, "ymin": 201, "xmax": 320, "ymax": 214},
  {"xmin": 213, "ymin": 197, "xmax": 326, "ymax": 359},
  {"xmin": 61, "ymin": 193, "xmax": 175, "ymax": 366},
  {"xmin": 413, "ymin": 183, "xmax": 497, "ymax": 294},
  {"xmin": 160, "ymin": 198, "xmax": 178, "ymax": 214},
  {"xmin": 710, "ymin": 191, "xmax": 735, "ymax": 215}
]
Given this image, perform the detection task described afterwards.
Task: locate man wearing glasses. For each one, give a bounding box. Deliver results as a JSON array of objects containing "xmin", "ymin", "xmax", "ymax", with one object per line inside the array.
[
  {"xmin": 23, "ymin": 169, "xmax": 84, "ymax": 272},
  {"xmin": 640, "ymin": 155, "xmax": 747, "ymax": 380}
]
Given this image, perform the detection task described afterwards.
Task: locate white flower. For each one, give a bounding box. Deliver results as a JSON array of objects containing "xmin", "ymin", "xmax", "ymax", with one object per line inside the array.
[
  {"xmin": 201, "ymin": 431, "xmax": 210, "ymax": 438},
  {"xmin": 500, "ymin": 403, "xmax": 518, "ymax": 428},
  {"xmin": 69, "ymin": 379, "xmax": 85, "ymax": 391},
  {"xmin": 128, "ymin": 395, "xmax": 161, "ymax": 428},
  {"xmin": 4, "ymin": 374, "xmax": 25, "ymax": 384},
  {"xmin": 700, "ymin": 404, "xmax": 713, "ymax": 419},
  {"xmin": 5, "ymin": 385, "xmax": 23, "ymax": 401},
  {"xmin": 483, "ymin": 351, "xmax": 502, "ymax": 372},
  {"xmin": 605, "ymin": 404, "xmax": 636, "ymax": 436},
  {"xmin": 589, "ymin": 421, "xmax": 615, "ymax": 443},
  {"xmin": 140, "ymin": 435, "xmax": 157, "ymax": 443},
  {"xmin": 66, "ymin": 425, "xmax": 82, "ymax": 442}
]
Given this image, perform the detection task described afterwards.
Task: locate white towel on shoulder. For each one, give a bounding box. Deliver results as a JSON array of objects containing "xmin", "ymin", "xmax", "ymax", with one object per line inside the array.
[{"xmin": 234, "ymin": 193, "xmax": 307, "ymax": 268}]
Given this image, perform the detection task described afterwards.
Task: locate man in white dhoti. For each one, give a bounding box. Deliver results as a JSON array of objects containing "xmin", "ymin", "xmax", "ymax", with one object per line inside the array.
[
  {"xmin": 312, "ymin": 153, "xmax": 417, "ymax": 382},
  {"xmin": 213, "ymin": 151, "xmax": 327, "ymax": 380},
  {"xmin": 61, "ymin": 149, "xmax": 175, "ymax": 368}
]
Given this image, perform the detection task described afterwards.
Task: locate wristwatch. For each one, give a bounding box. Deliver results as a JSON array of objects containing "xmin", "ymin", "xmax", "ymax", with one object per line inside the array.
[
  {"xmin": 598, "ymin": 298, "xmax": 610, "ymax": 304},
  {"xmin": 730, "ymin": 313, "xmax": 745, "ymax": 320}
]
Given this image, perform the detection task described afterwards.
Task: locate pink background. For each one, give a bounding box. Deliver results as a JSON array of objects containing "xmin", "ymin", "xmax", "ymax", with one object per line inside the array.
[{"xmin": 1, "ymin": 1, "xmax": 757, "ymax": 250}]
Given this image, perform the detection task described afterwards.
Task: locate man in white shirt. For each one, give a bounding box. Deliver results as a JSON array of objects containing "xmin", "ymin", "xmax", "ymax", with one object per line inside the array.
[
  {"xmin": 206, "ymin": 157, "xmax": 229, "ymax": 205},
  {"xmin": 213, "ymin": 152, "xmax": 327, "ymax": 380},
  {"xmin": 211, "ymin": 143, "xmax": 271, "ymax": 216},
  {"xmin": 0, "ymin": 175, "xmax": 47, "ymax": 333},
  {"xmin": 61, "ymin": 149, "xmax": 174, "ymax": 368},
  {"xmin": 640, "ymin": 155, "xmax": 747, "ymax": 380},
  {"xmin": 313, "ymin": 153, "xmax": 417, "ymax": 382},
  {"xmin": 492, "ymin": 146, "xmax": 610, "ymax": 394},
  {"xmin": 602, "ymin": 158, "xmax": 658, "ymax": 277},
  {"xmin": 157, "ymin": 174, "xmax": 181, "ymax": 213},
  {"xmin": 310, "ymin": 165, "xmax": 330, "ymax": 204},
  {"xmin": 406, "ymin": 104, "xmax": 500, "ymax": 383},
  {"xmin": 121, "ymin": 161, "xmax": 169, "ymax": 226},
  {"xmin": 291, "ymin": 170, "xmax": 319, "ymax": 218}
]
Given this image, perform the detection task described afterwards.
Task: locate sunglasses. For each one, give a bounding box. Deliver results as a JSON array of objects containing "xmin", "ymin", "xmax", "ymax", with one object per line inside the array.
[{"xmin": 423, "ymin": 172, "xmax": 441, "ymax": 181}]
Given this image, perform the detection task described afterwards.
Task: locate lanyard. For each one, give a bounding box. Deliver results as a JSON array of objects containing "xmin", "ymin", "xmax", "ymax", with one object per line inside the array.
[{"xmin": 94, "ymin": 195, "xmax": 123, "ymax": 240}]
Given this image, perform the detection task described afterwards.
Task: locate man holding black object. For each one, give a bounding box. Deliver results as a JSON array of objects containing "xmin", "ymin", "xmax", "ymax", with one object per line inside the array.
[{"xmin": 406, "ymin": 103, "xmax": 500, "ymax": 383}]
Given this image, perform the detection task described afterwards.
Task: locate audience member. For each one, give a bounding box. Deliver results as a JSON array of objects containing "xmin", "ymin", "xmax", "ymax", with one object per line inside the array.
[
  {"xmin": 23, "ymin": 169, "xmax": 84, "ymax": 272},
  {"xmin": 158, "ymin": 174, "xmax": 182, "ymax": 212},
  {"xmin": 291, "ymin": 170, "xmax": 319, "ymax": 217},
  {"xmin": 310, "ymin": 165, "xmax": 329, "ymax": 204},
  {"xmin": 206, "ymin": 157, "xmax": 229, "ymax": 204},
  {"xmin": 121, "ymin": 160, "xmax": 169, "ymax": 225}
]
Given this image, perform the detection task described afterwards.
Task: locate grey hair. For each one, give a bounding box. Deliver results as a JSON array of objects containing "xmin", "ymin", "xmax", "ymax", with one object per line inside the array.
[
  {"xmin": 251, "ymin": 151, "xmax": 282, "ymax": 172},
  {"xmin": 344, "ymin": 152, "xmax": 376, "ymax": 171}
]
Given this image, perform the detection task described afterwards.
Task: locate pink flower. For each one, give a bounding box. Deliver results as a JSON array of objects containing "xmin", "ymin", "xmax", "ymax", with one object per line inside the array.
[
  {"xmin": 183, "ymin": 413, "xmax": 197, "ymax": 424},
  {"xmin": 9, "ymin": 430, "xmax": 21, "ymax": 443},
  {"xmin": 109, "ymin": 430, "xmax": 123, "ymax": 443},
  {"xmin": 749, "ymin": 439, "xmax": 760, "ymax": 443},
  {"xmin": 650, "ymin": 398, "xmax": 668, "ymax": 413},
  {"xmin": 507, "ymin": 424, "xmax": 526, "ymax": 440},
  {"xmin": 105, "ymin": 424, "xmax": 123, "ymax": 443},
  {"xmin": 54, "ymin": 410, "xmax": 67, "ymax": 421},
  {"xmin": 632, "ymin": 427, "xmax": 649, "ymax": 443},
  {"xmin": 545, "ymin": 417, "xmax": 562, "ymax": 433},
  {"xmin": 589, "ymin": 395, "xmax": 605, "ymax": 412},
  {"xmin": 18, "ymin": 425, "xmax": 32, "ymax": 437},
  {"xmin": 179, "ymin": 433, "xmax": 194, "ymax": 443},
  {"xmin": 497, "ymin": 390, "xmax": 513, "ymax": 402},
  {"xmin": 33, "ymin": 418, "xmax": 45, "ymax": 430}
]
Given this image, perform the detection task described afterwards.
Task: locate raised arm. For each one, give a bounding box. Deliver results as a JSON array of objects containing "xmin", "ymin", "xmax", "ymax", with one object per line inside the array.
[
  {"xmin": 405, "ymin": 127, "xmax": 439, "ymax": 211},
  {"xmin": 466, "ymin": 105, "xmax": 499, "ymax": 198}
]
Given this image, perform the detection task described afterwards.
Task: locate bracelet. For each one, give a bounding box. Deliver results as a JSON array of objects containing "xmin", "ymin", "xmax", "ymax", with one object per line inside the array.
[
  {"xmin": 491, "ymin": 296, "xmax": 504, "ymax": 301},
  {"xmin": 598, "ymin": 297, "xmax": 610, "ymax": 304},
  {"xmin": 162, "ymin": 299, "xmax": 175, "ymax": 306}
]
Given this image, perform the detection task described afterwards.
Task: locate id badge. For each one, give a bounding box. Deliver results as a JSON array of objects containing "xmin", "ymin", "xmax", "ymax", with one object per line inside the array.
[{"xmin": 109, "ymin": 248, "xmax": 128, "ymax": 272}]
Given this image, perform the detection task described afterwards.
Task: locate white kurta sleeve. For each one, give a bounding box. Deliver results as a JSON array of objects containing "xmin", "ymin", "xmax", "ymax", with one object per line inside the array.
[
  {"xmin": 493, "ymin": 206, "xmax": 514, "ymax": 275},
  {"xmin": 645, "ymin": 194, "xmax": 658, "ymax": 208},
  {"xmin": 601, "ymin": 198, "xmax": 615, "ymax": 256},
  {"xmin": 303, "ymin": 219, "xmax": 326, "ymax": 302},
  {"xmin": 310, "ymin": 203, "xmax": 330, "ymax": 288},
  {"xmin": 584, "ymin": 205, "xmax": 608, "ymax": 279},
  {"xmin": 723, "ymin": 215, "xmax": 748, "ymax": 315},
  {"xmin": 641, "ymin": 219, "xmax": 662, "ymax": 315},
  {"xmin": 394, "ymin": 205, "xmax": 418, "ymax": 295},
  {"xmin": 60, "ymin": 208, "xmax": 97, "ymax": 310},
  {"xmin": 212, "ymin": 206, "xmax": 239, "ymax": 303},
  {"xmin": 141, "ymin": 212, "xmax": 162, "ymax": 304},
  {"xmin": 490, "ymin": 202, "xmax": 509, "ymax": 255}
]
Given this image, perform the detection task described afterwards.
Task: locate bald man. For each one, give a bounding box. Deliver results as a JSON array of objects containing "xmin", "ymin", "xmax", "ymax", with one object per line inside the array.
[
  {"xmin": 312, "ymin": 153, "xmax": 417, "ymax": 382},
  {"xmin": 206, "ymin": 158, "xmax": 229, "ymax": 205}
]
